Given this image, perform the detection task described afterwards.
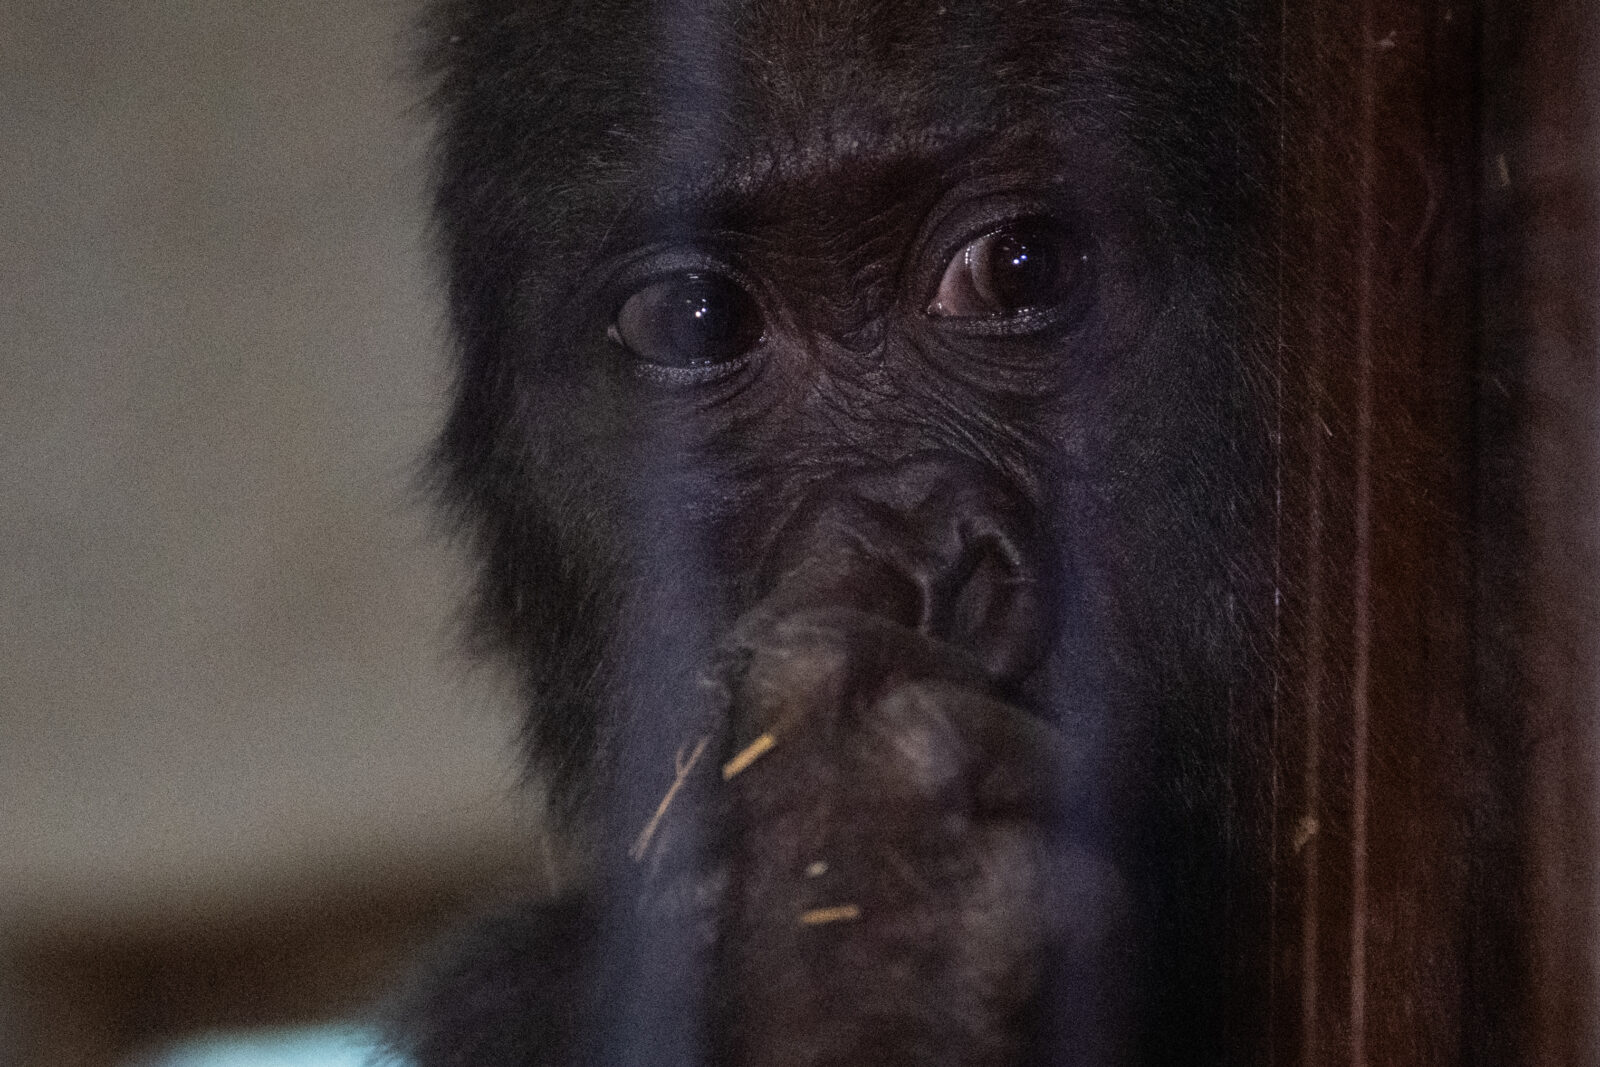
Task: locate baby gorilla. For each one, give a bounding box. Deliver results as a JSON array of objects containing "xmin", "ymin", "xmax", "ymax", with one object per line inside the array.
[{"xmin": 391, "ymin": 0, "xmax": 1273, "ymax": 1064}]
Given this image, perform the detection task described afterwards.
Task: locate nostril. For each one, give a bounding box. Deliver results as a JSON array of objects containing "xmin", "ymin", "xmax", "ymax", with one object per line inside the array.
[
  {"xmin": 927, "ymin": 525, "xmax": 1046, "ymax": 687},
  {"xmin": 937, "ymin": 538, "xmax": 1012, "ymax": 647},
  {"xmin": 754, "ymin": 455, "xmax": 1056, "ymax": 687}
]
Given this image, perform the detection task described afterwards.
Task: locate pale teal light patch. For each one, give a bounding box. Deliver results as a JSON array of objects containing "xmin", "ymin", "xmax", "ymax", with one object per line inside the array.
[{"xmin": 138, "ymin": 1025, "xmax": 402, "ymax": 1067}]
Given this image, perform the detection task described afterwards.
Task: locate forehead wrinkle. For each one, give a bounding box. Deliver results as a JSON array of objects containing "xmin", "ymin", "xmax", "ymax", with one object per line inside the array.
[
  {"xmin": 606, "ymin": 120, "xmax": 976, "ymax": 236},
  {"xmin": 478, "ymin": 1, "xmax": 1120, "ymax": 246},
  {"xmin": 618, "ymin": 0, "xmax": 1077, "ymax": 198}
]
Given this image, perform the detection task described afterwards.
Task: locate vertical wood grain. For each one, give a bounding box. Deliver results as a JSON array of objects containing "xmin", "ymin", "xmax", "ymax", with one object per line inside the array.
[{"xmin": 1271, "ymin": 0, "xmax": 1483, "ymax": 1062}]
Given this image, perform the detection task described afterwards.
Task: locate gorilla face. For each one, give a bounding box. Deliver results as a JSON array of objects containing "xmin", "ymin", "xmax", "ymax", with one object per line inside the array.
[{"xmin": 419, "ymin": 0, "xmax": 1273, "ymax": 1063}]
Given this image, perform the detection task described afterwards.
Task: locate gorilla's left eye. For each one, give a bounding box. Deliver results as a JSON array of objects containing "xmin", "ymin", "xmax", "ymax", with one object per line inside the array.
[
  {"xmin": 611, "ymin": 272, "xmax": 764, "ymax": 369},
  {"xmin": 928, "ymin": 218, "xmax": 1087, "ymax": 320}
]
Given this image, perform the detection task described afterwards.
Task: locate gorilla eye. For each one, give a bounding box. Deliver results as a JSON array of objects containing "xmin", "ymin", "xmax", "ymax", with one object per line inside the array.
[
  {"xmin": 928, "ymin": 218, "xmax": 1086, "ymax": 320},
  {"xmin": 611, "ymin": 272, "xmax": 763, "ymax": 369}
]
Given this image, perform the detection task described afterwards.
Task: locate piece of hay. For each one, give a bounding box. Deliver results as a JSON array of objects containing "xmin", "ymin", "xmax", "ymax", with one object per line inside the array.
[
  {"xmin": 629, "ymin": 735, "xmax": 711, "ymax": 862},
  {"xmin": 721, "ymin": 732, "xmax": 777, "ymax": 779},
  {"xmin": 799, "ymin": 904, "xmax": 862, "ymax": 926}
]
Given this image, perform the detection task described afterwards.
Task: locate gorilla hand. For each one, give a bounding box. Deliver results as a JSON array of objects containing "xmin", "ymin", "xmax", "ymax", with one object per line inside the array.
[{"xmin": 710, "ymin": 457, "xmax": 1083, "ymax": 1067}]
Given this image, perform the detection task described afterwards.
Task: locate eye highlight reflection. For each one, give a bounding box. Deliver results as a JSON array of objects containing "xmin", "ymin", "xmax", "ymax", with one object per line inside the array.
[
  {"xmin": 610, "ymin": 271, "xmax": 764, "ymax": 369},
  {"xmin": 928, "ymin": 218, "xmax": 1088, "ymax": 321}
]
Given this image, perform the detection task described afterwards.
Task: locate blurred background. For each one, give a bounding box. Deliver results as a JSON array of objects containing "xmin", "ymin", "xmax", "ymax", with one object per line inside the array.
[{"xmin": 0, "ymin": 2, "xmax": 542, "ymax": 1064}]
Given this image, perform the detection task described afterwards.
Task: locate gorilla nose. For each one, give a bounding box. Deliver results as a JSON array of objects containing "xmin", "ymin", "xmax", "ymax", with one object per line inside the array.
[{"xmin": 753, "ymin": 454, "xmax": 1055, "ymax": 687}]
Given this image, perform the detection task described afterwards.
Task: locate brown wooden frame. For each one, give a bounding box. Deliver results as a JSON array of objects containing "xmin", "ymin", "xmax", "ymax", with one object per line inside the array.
[{"xmin": 1268, "ymin": 0, "xmax": 1598, "ymax": 1062}]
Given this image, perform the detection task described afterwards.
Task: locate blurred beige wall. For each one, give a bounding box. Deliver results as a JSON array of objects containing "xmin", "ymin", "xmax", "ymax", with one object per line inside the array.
[{"xmin": 0, "ymin": 0, "xmax": 536, "ymax": 934}]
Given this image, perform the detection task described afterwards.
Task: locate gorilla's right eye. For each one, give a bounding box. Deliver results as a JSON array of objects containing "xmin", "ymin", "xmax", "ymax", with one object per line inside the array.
[
  {"xmin": 927, "ymin": 217, "xmax": 1087, "ymax": 322},
  {"xmin": 610, "ymin": 272, "xmax": 764, "ymax": 369}
]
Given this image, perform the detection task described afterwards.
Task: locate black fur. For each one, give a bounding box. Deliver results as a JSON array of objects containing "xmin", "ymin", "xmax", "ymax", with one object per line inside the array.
[{"xmin": 388, "ymin": 0, "xmax": 1276, "ymax": 1063}]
